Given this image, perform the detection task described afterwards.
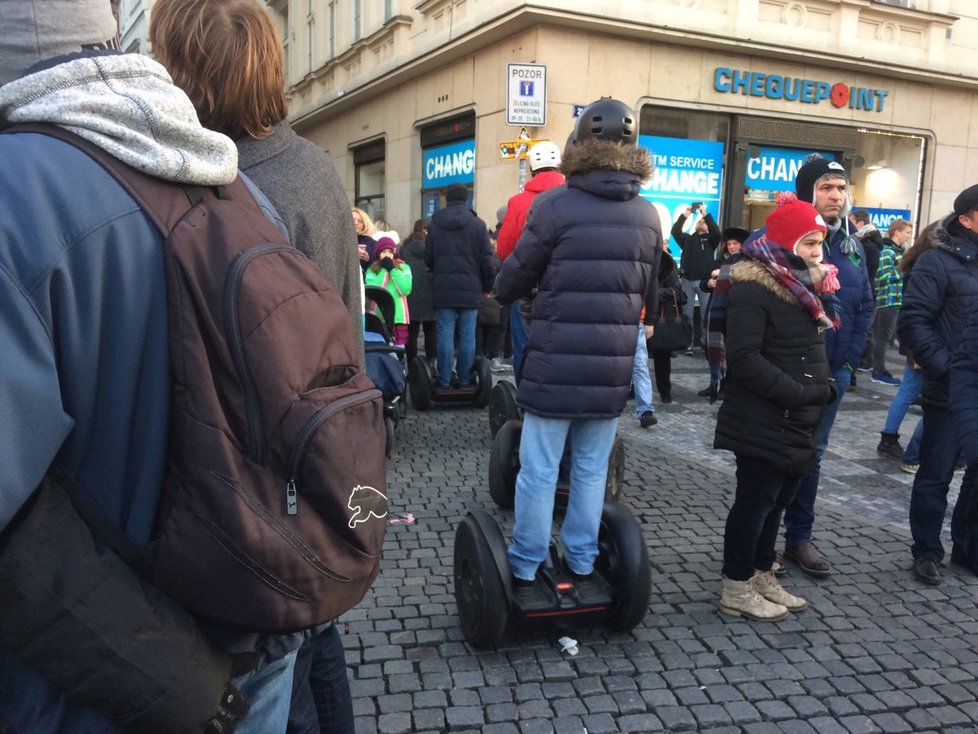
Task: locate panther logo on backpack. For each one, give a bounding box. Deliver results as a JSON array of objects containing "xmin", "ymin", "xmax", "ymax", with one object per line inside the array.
[{"xmin": 348, "ymin": 485, "xmax": 389, "ymax": 528}]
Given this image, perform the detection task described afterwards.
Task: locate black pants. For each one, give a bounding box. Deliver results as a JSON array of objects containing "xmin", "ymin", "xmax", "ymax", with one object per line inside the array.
[
  {"xmin": 406, "ymin": 320, "xmax": 437, "ymax": 366},
  {"xmin": 722, "ymin": 455, "xmax": 802, "ymax": 581},
  {"xmin": 650, "ymin": 349, "xmax": 672, "ymax": 398},
  {"xmin": 476, "ymin": 321, "xmax": 505, "ymax": 359}
]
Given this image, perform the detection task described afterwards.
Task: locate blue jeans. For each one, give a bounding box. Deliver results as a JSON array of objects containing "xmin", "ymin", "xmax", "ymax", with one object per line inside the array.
[
  {"xmin": 510, "ymin": 306, "xmax": 529, "ymax": 384},
  {"xmin": 909, "ymin": 405, "xmax": 970, "ymax": 562},
  {"xmin": 288, "ymin": 624, "xmax": 354, "ymax": 734},
  {"xmin": 882, "ymin": 361, "xmax": 924, "ymax": 435},
  {"xmin": 632, "ymin": 325, "xmax": 654, "ymax": 416},
  {"xmin": 723, "ymin": 455, "xmax": 802, "ymax": 581},
  {"xmin": 508, "ymin": 413, "xmax": 619, "ymax": 579},
  {"xmin": 783, "ymin": 366, "xmax": 852, "ymax": 546},
  {"xmin": 435, "ymin": 308, "xmax": 477, "ymax": 388},
  {"xmin": 234, "ymin": 649, "xmax": 298, "ymax": 734}
]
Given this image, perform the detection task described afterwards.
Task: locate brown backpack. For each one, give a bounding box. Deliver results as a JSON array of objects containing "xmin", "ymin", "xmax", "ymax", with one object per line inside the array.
[{"xmin": 21, "ymin": 124, "xmax": 388, "ymax": 632}]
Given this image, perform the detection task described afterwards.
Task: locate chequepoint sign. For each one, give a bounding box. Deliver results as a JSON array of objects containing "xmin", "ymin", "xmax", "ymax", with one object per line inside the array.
[{"xmin": 713, "ymin": 67, "xmax": 889, "ymax": 113}]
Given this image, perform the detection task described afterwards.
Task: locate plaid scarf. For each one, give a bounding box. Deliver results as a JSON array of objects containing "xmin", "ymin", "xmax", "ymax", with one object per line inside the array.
[{"xmin": 706, "ymin": 236, "xmax": 840, "ymax": 370}]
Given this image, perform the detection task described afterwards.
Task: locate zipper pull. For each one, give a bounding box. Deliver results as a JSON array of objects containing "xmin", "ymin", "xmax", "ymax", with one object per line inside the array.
[{"xmin": 286, "ymin": 480, "xmax": 298, "ymax": 515}]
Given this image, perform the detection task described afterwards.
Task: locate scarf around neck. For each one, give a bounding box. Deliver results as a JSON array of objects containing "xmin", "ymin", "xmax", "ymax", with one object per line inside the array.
[{"xmin": 706, "ymin": 236, "xmax": 840, "ymax": 370}]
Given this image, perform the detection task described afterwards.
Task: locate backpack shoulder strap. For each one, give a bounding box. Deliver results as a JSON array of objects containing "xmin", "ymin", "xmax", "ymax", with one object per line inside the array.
[{"xmin": 4, "ymin": 123, "xmax": 201, "ymax": 235}]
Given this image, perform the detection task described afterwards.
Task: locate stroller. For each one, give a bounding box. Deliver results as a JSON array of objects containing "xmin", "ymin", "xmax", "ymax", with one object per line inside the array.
[{"xmin": 364, "ymin": 285, "xmax": 408, "ymax": 456}]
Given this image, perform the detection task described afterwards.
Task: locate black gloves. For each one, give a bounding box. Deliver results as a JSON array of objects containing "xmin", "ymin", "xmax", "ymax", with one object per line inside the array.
[{"xmin": 380, "ymin": 257, "xmax": 395, "ymax": 270}]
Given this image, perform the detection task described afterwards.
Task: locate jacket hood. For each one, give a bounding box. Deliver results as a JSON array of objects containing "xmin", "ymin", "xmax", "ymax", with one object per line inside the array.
[
  {"xmin": 524, "ymin": 169, "xmax": 566, "ymax": 194},
  {"xmin": 730, "ymin": 258, "xmax": 808, "ymax": 308},
  {"xmin": 0, "ymin": 53, "xmax": 237, "ymax": 185},
  {"xmin": 561, "ymin": 139, "xmax": 653, "ymax": 180},
  {"xmin": 430, "ymin": 200, "xmax": 474, "ymax": 231},
  {"xmin": 937, "ymin": 212, "xmax": 978, "ymax": 261}
]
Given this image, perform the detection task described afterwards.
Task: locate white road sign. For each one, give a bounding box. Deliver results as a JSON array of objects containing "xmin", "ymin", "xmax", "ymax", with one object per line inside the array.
[{"xmin": 506, "ymin": 63, "xmax": 547, "ymax": 126}]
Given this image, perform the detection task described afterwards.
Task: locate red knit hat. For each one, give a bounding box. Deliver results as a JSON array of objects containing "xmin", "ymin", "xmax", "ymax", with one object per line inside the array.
[{"xmin": 765, "ymin": 192, "xmax": 827, "ymax": 254}]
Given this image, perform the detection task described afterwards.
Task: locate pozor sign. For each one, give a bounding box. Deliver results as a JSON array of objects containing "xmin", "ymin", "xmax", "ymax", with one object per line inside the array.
[{"xmin": 713, "ymin": 67, "xmax": 889, "ymax": 113}]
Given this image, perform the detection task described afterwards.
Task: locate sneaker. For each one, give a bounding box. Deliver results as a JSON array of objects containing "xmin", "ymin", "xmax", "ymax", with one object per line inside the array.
[
  {"xmin": 912, "ymin": 558, "xmax": 942, "ymax": 586},
  {"xmin": 684, "ymin": 347, "xmax": 694, "ymax": 356},
  {"xmin": 900, "ymin": 463, "xmax": 919, "ymax": 475},
  {"xmin": 640, "ymin": 411, "xmax": 658, "ymax": 428},
  {"xmin": 856, "ymin": 365, "xmax": 873, "ymax": 373},
  {"xmin": 489, "ymin": 357, "xmax": 506, "ymax": 373},
  {"xmin": 872, "ymin": 373, "xmax": 901, "ymax": 386}
]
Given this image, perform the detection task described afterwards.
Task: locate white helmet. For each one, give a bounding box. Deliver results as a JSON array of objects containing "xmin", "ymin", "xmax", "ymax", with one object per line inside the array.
[{"xmin": 528, "ymin": 141, "xmax": 561, "ymax": 172}]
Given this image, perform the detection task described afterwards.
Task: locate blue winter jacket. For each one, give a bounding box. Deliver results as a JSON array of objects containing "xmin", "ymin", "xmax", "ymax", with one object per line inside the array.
[
  {"xmin": 495, "ymin": 139, "xmax": 661, "ymax": 419},
  {"xmin": 745, "ymin": 221, "xmax": 873, "ymax": 374},
  {"xmin": 899, "ymin": 213, "xmax": 978, "ymax": 410},
  {"xmin": 424, "ymin": 200, "xmax": 496, "ymax": 309}
]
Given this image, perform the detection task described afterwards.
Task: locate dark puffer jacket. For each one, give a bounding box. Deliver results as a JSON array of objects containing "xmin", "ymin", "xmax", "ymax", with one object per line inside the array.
[
  {"xmin": 714, "ymin": 260, "xmax": 832, "ymax": 475},
  {"xmin": 424, "ymin": 201, "xmax": 496, "ymax": 309},
  {"xmin": 951, "ymin": 315, "xmax": 978, "ymax": 465},
  {"xmin": 494, "ymin": 139, "xmax": 662, "ymax": 419},
  {"xmin": 898, "ymin": 213, "xmax": 978, "ymax": 410}
]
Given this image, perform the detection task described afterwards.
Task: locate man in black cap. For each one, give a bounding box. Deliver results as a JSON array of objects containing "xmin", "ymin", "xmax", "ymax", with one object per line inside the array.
[
  {"xmin": 898, "ymin": 184, "xmax": 978, "ymax": 585},
  {"xmin": 744, "ymin": 154, "xmax": 873, "ymax": 578}
]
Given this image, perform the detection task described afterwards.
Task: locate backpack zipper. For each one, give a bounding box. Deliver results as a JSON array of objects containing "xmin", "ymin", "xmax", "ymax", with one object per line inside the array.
[
  {"xmin": 225, "ymin": 244, "xmax": 295, "ymax": 464},
  {"xmin": 286, "ymin": 389, "xmax": 382, "ymax": 515}
]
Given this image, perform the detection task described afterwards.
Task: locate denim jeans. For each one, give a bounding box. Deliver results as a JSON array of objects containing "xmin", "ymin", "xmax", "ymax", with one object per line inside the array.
[
  {"xmin": 882, "ymin": 361, "xmax": 923, "ymax": 435},
  {"xmin": 632, "ymin": 325, "xmax": 654, "ymax": 416},
  {"xmin": 909, "ymin": 405, "xmax": 969, "ymax": 562},
  {"xmin": 783, "ymin": 366, "xmax": 852, "ymax": 546},
  {"xmin": 508, "ymin": 413, "xmax": 619, "ymax": 579},
  {"xmin": 288, "ymin": 624, "xmax": 354, "ymax": 734},
  {"xmin": 680, "ymin": 278, "xmax": 711, "ymax": 347},
  {"xmin": 510, "ymin": 306, "xmax": 529, "ymax": 384},
  {"xmin": 234, "ymin": 649, "xmax": 298, "ymax": 734},
  {"xmin": 723, "ymin": 455, "xmax": 802, "ymax": 581},
  {"xmin": 435, "ymin": 308, "xmax": 477, "ymax": 387}
]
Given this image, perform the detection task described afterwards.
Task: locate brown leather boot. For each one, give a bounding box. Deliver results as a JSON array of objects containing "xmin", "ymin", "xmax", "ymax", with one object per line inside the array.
[{"xmin": 783, "ymin": 542, "xmax": 831, "ymax": 577}]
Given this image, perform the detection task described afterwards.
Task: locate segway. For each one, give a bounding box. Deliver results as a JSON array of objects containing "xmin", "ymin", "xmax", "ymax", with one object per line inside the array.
[
  {"xmin": 409, "ymin": 355, "xmax": 492, "ymax": 411},
  {"xmin": 453, "ymin": 503, "xmax": 652, "ymax": 648},
  {"xmin": 488, "ymin": 379, "xmax": 520, "ymax": 437},
  {"xmin": 488, "ymin": 419, "xmax": 625, "ymax": 509}
]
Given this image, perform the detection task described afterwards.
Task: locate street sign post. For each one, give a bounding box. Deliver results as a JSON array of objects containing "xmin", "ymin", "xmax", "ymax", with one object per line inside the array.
[
  {"xmin": 498, "ymin": 128, "xmax": 549, "ymax": 191},
  {"xmin": 506, "ymin": 63, "xmax": 547, "ymax": 126}
]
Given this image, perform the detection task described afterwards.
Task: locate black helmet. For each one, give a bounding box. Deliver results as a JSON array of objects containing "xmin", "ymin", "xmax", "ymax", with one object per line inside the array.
[{"xmin": 573, "ymin": 98, "xmax": 637, "ymax": 145}]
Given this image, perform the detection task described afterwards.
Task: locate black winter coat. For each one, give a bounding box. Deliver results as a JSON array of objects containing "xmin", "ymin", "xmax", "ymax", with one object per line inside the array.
[
  {"xmin": 399, "ymin": 234, "xmax": 435, "ymax": 321},
  {"xmin": 495, "ymin": 139, "xmax": 661, "ymax": 419},
  {"xmin": 951, "ymin": 314, "xmax": 978, "ymax": 465},
  {"xmin": 424, "ymin": 201, "xmax": 496, "ymax": 309},
  {"xmin": 671, "ymin": 213, "xmax": 720, "ymax": 280},
  {"xmin": 714, "ymin": 260, "xmax": 832, "ymax": 475},
  {"xmin": 897, "ymin": 214, "xmax": 978, "ymax": 410}
]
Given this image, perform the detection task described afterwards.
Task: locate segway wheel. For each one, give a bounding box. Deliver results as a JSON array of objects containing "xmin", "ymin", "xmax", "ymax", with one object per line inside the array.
[
  {"xmin": 409, "ymin": 357, "xmax": 431, "ymax": 411},
  {"xmin": 596, "ymin": 502, "xmax": 651, "ymax": 632},
  {"xmin": 604, "ymin": 437, "xmax": 625, "ymax": 502},
  {"xmin": 384, "ymin": 415, "xmax": 395, "ymax": 458},
  {"xmin": 473, "ymin": 357, "xmax": 492, "ymax": 409},
  {"xmin": 453, "ymin": 513, "xmax": 509, "ymax": 648},
  {"xmin": 488, "ymin": 419, "xmax": 521, "ymax": 509},
  {"xmin": 488, "ymin": 380, "xmax": 519, "ymax": 438}
]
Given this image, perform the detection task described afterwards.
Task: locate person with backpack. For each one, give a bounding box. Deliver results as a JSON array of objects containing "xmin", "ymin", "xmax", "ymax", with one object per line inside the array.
[
  {"xmin": 150, "ymin": 2, "xmax": 389, "ymax": 732},
  {"xmin": 0, "ymin": 1, "xmax": 293, "ymax": 730},
  {"xmin": 494, "ymin": 98, "xmax": 661, "ymax": 597}
]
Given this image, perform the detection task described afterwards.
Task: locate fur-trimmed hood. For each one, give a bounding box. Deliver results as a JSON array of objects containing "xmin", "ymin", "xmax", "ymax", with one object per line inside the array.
[
  {"xmin": 561, "ymin": 139, "xmax": 653, "ymax": 180},
  {"xmin": 729, "ymin": 258, "xmax": 806, "ymax": 308},
  {"xmin": 936, "ymin": 212, "xmax": 978, "ymax": 262}
]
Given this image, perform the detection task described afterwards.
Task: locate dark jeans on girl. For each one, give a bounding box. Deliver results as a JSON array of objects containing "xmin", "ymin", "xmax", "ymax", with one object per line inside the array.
[{"xmin": 723, "ymin": 455, "xmax": 802, "ymax": 581}]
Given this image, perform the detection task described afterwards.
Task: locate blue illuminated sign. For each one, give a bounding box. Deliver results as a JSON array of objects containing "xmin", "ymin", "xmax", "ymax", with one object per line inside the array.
[
  {"xmin": 638, "ymin": 135, "xmax": 725, "ymax": 257},
  {"xmin": 746, "ymin": 147, "xmax": 837, "ymax": 192},
  {"xmin": 858, "ymin": 207, "xmax": 913, "ymax": 230},
  {"xmin": 423, "ymin": 139, "xmax": 475, "ymax": 188}
]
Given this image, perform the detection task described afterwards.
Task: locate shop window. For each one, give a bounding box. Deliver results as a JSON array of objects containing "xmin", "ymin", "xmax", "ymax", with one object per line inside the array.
[{"xmin": 354, "ymin": 139, "xmax": 386, "ymax": 222}]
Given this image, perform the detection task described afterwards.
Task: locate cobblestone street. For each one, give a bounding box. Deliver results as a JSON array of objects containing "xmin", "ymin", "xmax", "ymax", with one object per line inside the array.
[{"xmin": 343, "ymin": 351, "xmax": 978, "ymax": 734}]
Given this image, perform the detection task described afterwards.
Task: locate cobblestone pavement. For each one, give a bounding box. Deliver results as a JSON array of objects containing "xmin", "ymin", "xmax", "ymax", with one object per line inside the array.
[{"xmin": 344, "ymin": 351, "xmax": 978, "ymax": 734}]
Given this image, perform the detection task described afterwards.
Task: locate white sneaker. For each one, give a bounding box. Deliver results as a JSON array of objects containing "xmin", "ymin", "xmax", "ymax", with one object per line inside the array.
[{"xmin": 490, "ymin": 357, "xmax": 506, "ymax": 372}]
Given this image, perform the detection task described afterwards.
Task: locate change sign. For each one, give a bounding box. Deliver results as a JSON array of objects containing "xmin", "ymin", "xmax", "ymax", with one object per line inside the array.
[{"xmin": 639, "ymin": 135, "xmax": 725, "ymax": 257}]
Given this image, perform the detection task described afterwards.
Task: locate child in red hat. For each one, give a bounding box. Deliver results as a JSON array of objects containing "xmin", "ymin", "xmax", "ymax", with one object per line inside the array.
[{"xmin": 711, "ymin": 191, "xmax": 839, "ymax": 622}]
